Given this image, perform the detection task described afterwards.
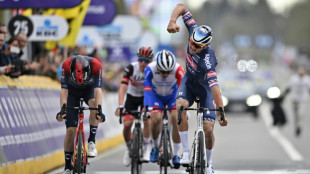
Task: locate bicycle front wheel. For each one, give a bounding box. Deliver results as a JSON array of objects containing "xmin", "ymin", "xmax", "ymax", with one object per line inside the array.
[
  {"xmin": 75, "ymin": 131, "xmax": 83, "ymax": 174},
  {"xmin": 195, "ymin": 131, "xmax": 205, "ymax": 174},
  {"xmin": 160, "ymin": 129, "xmax": 170, "ymax": 174},
  {"xmin": 131, "ymin": 128, "xmax": 142, "ymax": 174}
]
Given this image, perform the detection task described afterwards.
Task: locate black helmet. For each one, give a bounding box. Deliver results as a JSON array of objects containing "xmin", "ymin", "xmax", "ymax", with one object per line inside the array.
[
  {"xmin": 137, "ymin": 46, "xmax": 154, "ymax": 60},
  {"xmin": 70, "ymin": 55, "xmax": 91, "ymax": 84}
]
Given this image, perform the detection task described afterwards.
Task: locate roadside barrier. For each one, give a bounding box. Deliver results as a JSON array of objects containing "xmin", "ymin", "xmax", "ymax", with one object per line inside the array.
[{"xmin": 0, "ymin": 75, "xmax": 123, "ymax": 174}]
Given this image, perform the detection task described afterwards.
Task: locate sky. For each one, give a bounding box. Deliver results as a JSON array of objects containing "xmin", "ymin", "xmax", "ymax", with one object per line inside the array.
[{"xmin": 186, "ymin": 0, "xmax": 303, "ymax": 15}]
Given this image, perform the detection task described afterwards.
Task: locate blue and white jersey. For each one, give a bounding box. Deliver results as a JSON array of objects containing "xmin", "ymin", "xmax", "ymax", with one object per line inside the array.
[
  {"xmin": 144, "ymin": 62, "xmax": 184, "ymax": 107},
  {"xmin": 182, "ymin": 11, "xmax": 219, "ymax": 88}
]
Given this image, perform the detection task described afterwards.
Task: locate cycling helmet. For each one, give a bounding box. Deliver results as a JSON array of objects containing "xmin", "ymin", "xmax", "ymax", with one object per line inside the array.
[
  {"xmin": 156, "ymin": 50, "xmax": 176, "ymax": 72},
  {"xmin": 70, "ymin": 55, "xmax": 91, "ymax": 84},
  {"xmin": 137, "ymin": 46, "xmax": 154, "ymax": 60},
  {"xmin": 190, "ymin": 25, "xmax": 212, "ymax": 46}
]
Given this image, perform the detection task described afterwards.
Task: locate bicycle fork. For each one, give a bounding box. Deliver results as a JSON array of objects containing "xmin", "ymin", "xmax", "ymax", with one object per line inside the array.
[
  {"xmin": 193, "ymin": 112, "xmax": 206, "ymax": 168},
  {"xmin": 73, "ymin": 113, "xmax": 87, "ymax": 167}
]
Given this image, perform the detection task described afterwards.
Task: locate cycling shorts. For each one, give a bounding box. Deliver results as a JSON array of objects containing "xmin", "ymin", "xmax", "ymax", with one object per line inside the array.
[
  {"xmin": 176, "ymin": 74, "xmax": 216, "ymax": 122},
  {"xmin": 124, "ymin": 94, "xmax": 144, "ymax": 121},
  {"xmin": 66, "ymin": 87, "xmax": 94, "ymax": 128},
  {"xmin": 148, "ymin": 92, "xmax": 176, "ymax": 113}
]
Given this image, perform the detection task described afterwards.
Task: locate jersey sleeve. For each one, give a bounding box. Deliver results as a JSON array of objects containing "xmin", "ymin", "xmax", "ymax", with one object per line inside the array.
[
  {"xmin": 143, "ymin": 66, "xmax": 154, "ymax": 107},
  {"xmin": 60, "ymin": 57, "xmax": 72, "ymax": 89},
  {"xmin": 182, "ymin": 11, "xmax": 198, "ymax": 37},
  {"xmin": 121, "ymin": 64, "xmax": 133, "ymax": 85},
  {"xmin": 203, "ymin": 49, "xmax": 219, "ymax": 88},
  {"xmin": 90, "ymin": 58, "xmax": 103, "ymax": 88},
  {"xmin": 175, "ymin": 65, "xmax": 185, "ymax": 87}
]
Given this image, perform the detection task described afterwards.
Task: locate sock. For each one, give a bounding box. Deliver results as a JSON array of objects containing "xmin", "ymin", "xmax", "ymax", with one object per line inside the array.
[
  {"xmin": 173, "ymin": 143, "xmax": 181, "ymax": 156},
  {"xmin": 126, "ymin": 140, "xmax": 132, "ymax": 151},
  {"xmin": 88, "ymin": 125, "xmax": 98, "ymax": 143},
  {"xmin": 144, "ymin": 137, "xmax": 151, "ymax": 151},
  {"xmin": 153, "ymin": 137, "xmax": 159, "ymax": 148},
  {"xmin": 64, "ymin": 151, "xmax": 73, "ymax": 170},
  {"xmin": 179, "ymin": 131, "xmax": 190, "ymax": 152},
  {"xmin": 206, "ymin": 148, "xmax": 213, "ymax": 166}
]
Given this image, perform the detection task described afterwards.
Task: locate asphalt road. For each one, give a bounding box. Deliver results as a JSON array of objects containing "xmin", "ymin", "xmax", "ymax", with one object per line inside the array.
[{"xmin": 47, "ymin": 99, "xmax": 310, "ymax": 174}]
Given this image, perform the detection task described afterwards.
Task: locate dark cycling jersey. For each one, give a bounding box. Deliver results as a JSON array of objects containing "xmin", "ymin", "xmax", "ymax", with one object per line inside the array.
[
  {"xmin": 61, "ymin": 55, "xmax": 102, "ymax": 89},
  {"xmin": 182, "ymin": 11, "xmax": 218, "ymax": 88}
]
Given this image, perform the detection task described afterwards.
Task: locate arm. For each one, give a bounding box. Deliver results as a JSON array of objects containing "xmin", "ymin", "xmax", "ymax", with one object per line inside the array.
[
  {"xmin": 143, "ymin": 66, "xmax": 153, "ymax": 108},
  {"xmin": 167, "ymin": 3, "xmax": 188, "ymax": 33},
  {"xmin": 56, "ymin": 88, "xmax": 68, "ymax": 122},
  {"xmin": 210, "ymin": 85, "xmax": 227, "ymax": 126}
]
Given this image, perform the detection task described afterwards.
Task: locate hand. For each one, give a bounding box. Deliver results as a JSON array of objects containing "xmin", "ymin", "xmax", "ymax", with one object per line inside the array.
[
  {"xmin": 115, "ymin": 105, "xmax": 125, "ymax": 116},
  {"xmin": 141, "ymin": 111, "xmax": 150, "ymax": 121},
  {"xmin": 217, "ymin": 115, "xmax": 228, "ymax": 126},
  {"xmin": 167, "ymin": 20, "xmax": 180, "ymax": 33},
  {"xmin": 96, "ymin": 112, "xmax": 105, "ymax": 123},
  {"xmin": 56, "ymin": 104, "xmax": 67, "ymax": 122}
]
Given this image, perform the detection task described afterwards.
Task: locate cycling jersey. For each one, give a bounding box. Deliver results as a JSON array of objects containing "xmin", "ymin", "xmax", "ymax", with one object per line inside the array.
[
  {"xmin": 176, "ymin": 10, "xmax": 219, "ymax": 122},
  {"xmin": 61, "ymin": 56, "xmax": 102, "ymax": 90},
  {"xmin": 121, "ymin": 62, "xmax": 145, "ymax": 97},
  {"xmin": 144, "ymin": 62, "xmax": 184, "ymax": 109}
]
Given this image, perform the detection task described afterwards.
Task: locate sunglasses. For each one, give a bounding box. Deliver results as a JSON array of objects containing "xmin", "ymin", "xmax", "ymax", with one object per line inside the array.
[
  {"xmin": 138, "ymin": 58, "xmax": 151, "ymax": 63},
  {"xmin": 159, "ymin": 70, "xmax": 171, "ymax": 75},
  {"xmin": 190, "ymin": 38, "xmax": 204, "ymax": 49}
]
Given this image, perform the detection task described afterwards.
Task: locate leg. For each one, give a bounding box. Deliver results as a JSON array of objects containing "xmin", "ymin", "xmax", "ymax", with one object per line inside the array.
[
  {"xmin": 122, "ymin": 116, "xmax": 134, "ymax": 166},
  {"xmin": 142, "ymin": 117, "xmax": 151, "ymax": 161},
  {"xmin": 87, "ymin": 98, "xmax": 99, "ymax": 157},
  {"xmin": 170, "ymin": 110, "xmax": 181, "ymax": 166},
  {"xmin": 150, "ymin": 111, "xmax": 162, "ymax": 162}
]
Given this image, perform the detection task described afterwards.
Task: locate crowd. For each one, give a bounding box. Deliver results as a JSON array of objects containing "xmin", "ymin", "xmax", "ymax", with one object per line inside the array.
[{"xmin": 0, "ymin": 22, "xmax": 124, "ymax": 92}]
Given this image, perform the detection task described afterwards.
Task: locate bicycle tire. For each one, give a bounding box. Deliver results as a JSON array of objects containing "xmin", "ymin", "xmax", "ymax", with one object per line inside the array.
[
  {"xmin": 160, "ymin": 129, "xmax": 169, "ymax": 174},
  {"xmin": 76, "ymin": 131, "xmax": 83, "ymax": 174},
  {"xmin": 131, "ymin": 128, "xmax": 142, "ymax": 174},
  {"xmin": 195, "ymin": 131, "xmax": 205, "ymax": 174}
]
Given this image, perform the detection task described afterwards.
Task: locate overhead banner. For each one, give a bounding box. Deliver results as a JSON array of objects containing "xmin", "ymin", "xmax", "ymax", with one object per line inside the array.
[
  {"xmin": 28, "ymin": 15, "xmax": 69, "ymax": 41},
  {"xmin": 83, "ymin": 0, "xmax": 116, "ymax": 26},
  {"xmin": 0, "ymin": 0, "xmax": 82, "ymax": 8}
]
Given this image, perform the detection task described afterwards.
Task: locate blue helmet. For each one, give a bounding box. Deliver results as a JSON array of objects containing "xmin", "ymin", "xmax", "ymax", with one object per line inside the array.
[{"xmin": 190, "ymin": 25, "xmax": 212, "ymax": 46}]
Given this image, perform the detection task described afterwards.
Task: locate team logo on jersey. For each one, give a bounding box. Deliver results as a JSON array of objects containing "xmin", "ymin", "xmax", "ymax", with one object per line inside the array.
[
  {"xmin": 204, "ymin": 54, "xmax": 212, "ymax": 69},
  {"xmin": 187, "ymin": 19, "xmax": 195, "ymax": 25},
  {"xmin": 186, "ymin": 54, "xmax": 197, "ymax": 70},
  {"xmin": 207, "ymin": 71, "xmax": 216, "ymax": 78}
]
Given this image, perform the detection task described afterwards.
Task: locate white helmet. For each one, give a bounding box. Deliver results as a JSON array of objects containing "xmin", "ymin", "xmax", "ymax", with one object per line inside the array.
[
  {"xmin": 190, "ymin": 25, "xmax": 212, "ymax": 46},
  {"xmin": 156, "ymin": 50, "xmax": 176, "ymax": 72}
]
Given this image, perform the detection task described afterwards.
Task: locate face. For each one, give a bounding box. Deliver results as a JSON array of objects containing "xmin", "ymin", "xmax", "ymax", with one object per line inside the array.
[
  {"xmin": 158, "ymin": 70, "xmax": 171, "ymax": 78},
  {"xmin": 297, "ymin": 66, "xmax": 306, "ymax": 77},
  {"xmin": 138, "ymin": 57, "xmax": 151, "ymax": 71},
  {"xmin": 0, "ymin": 33, "xmax": 4, "ymax": 48},
  {"xmin": 18, "ymin": 33, "xmax": 27, "ymax": 49},
  {"xmin": 189, "ymin": 38, "xmax": 206, "ymax": 54},
  {"xmin": 0, "ymin": 26, "xmax": 7, "ymax": 37}
]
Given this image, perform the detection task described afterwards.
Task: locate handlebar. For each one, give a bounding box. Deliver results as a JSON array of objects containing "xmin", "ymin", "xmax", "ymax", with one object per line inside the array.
[
  {"xmin": 177, "ymin": 106, "xmax": 225, "ymax": 125},
  {"xmin": 119, "ymin": 105, "xmax": 149, "ymax": 124}
]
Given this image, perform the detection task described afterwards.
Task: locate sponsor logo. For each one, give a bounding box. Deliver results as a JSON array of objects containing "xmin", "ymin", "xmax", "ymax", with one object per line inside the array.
[
  {"xmin": 207, "ymin": 71, "xmax": 216, "ymax": 78},
  {"xmin": 186, "ymin": 54, "xmax": 197, "ymax": 70},
  {"xmin": 187, "ymin": 18, "xmax": 195, "ymax": 25},
  {"xmin": 204, "ymin": 54, "xmax": 212, "ymax": 69}
]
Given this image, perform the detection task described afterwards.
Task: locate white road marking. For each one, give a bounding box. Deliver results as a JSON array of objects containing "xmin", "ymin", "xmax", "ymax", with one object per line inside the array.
[
  {"xmin": 94, "ymin": 170, "xmax": 310, "ymax": 174},
  {"xmin": 260, "ymin": 103, "xmax": 303, "ymax": 161}
]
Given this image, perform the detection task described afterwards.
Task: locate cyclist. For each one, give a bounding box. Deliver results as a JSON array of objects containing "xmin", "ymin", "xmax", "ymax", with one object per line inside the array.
[
  {"xmin": 56, "ymin": 55, "xmax": 105, "ymax": 173},
  {"xmin": 144, "ymin": 50, "xmax": 184, "ymax": 167},
  {"xmin": 167, "ymin": 3, "xmax": 228, "ymax": 174},
  {"xmin": 114, "ymin": 46, "xmax": 153, "ymax": 166}
]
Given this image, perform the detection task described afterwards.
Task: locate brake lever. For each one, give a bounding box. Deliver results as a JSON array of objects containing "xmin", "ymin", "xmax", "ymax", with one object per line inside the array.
[
  {"xmin": 178, "ymin": 106, "xmax": 183, "ymax": 125},
  {"xmin": 219, "ymin": 107, "xmax": 224, "ymax": 121}
]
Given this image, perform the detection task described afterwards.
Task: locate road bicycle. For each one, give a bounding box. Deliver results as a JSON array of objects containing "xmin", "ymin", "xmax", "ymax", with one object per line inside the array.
[
  {"xmin": 178, "ymin": 97, "xmax": 224, "ymax": 174},
  {"xmin": 147, "ymin": 104, "xmax": 179, "ymax": 174},
  {"xmin": 60, "ymin": 98, "xmax": 102, "ymax": 174},
  {"xmin": 119, "ymin": 105, "xmax": 149, "ymax": 174}
]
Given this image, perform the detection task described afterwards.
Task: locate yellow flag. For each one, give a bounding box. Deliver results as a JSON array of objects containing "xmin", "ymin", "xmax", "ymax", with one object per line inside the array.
[{"xmin": 44, "ymin": 0, "xmax": 91, "ymax": 49}]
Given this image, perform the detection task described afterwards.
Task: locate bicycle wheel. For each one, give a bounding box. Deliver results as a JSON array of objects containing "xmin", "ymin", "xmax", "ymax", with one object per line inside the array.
[
  {"xmin": 75, "ymin": 131, "xmax": 83, "ymax": 174},
  {"xmin": 131, "ymin": 128, "xmax": 142, "ymax": 174},
  {"xmin": 195, "ymin": 131, "xmax": 205, "ymax": 174},
  {"xmin": 160, "ymin": 129, "xmax": 169, "ymax": 174}
]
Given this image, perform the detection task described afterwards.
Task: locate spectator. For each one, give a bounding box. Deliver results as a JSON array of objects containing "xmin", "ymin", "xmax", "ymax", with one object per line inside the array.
[
  {"xmin": 284, "ymin": 65, "xmax": 310, "ymax": 136},
  {"xmin": 0, "ymin": 32, "xmax": 6, "ymax": 66},
  {"xmin": 16, "ymin": 32, "xmax": 28, "ymax": 59},
  {"xmin": 0, "ymin": 23, "xmax": 7, "ymax": 38}
]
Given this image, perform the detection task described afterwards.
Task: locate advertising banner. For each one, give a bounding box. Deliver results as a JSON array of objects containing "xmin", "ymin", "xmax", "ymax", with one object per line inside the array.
[
  {"xmin": 0, "ymin": 0, "xmax": 82, "ymax": 8},
  {"xmin": 83, "ymin": 0, "xmax": 116, "ymax": 26}
]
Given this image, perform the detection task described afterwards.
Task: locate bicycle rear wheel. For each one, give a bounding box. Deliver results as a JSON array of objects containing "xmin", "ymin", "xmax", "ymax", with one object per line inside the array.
[
  {"xmin": 75, "ymin": 131, "xmax": 84, "ymax": 174},
  {"xmin": 131, "ymin": 128, "xmax": 142, "ymax": 174},
  {"xmin": 194, "ymin": 131, "xmax": 205, "ymax": 174}
]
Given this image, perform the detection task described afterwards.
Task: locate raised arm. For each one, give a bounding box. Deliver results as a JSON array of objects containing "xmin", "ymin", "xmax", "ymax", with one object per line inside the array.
[{"xmin": 167, "ymin": 3, "xmax": 188, "ymax": 33}]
